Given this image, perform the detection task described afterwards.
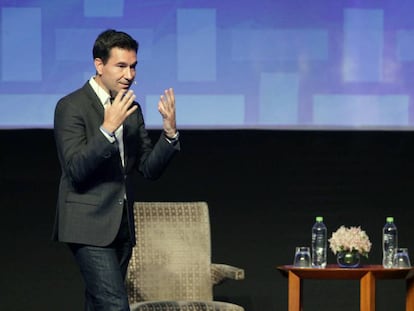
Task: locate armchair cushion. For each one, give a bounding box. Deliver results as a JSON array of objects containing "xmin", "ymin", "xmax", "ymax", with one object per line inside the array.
[{"xmin": 131, "ymin": 301, "xmax": 244, "ymax": 311}]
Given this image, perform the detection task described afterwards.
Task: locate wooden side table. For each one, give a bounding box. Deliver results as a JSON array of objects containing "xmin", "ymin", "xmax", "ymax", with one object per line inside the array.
[{"xmin": 277, "ymin": 265, "xmax": 414, "ymax": 311}]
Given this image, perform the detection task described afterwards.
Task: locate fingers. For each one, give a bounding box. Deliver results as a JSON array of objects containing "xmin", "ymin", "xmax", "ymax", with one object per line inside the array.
[
  {"xmin": 163, "ymin": 88, "xmax": 175, "ymax": 104},
  {"xmin": 158, "ymin": 88, "xmax": 175, "ymax": 115},
  {"xmin": 103, "ymin": 90, "xmax": 137, "ymax": 132},
  {"xmin": 157, "ymin": 88, "xmax": 177, "ymax": 136},
  {"xmin": 164, "ymin": 88, "xmax": 175, "ymax": 108},
  {"xmin": 113, "ymin": 89, "xmax": 136, "ymax": 108}
]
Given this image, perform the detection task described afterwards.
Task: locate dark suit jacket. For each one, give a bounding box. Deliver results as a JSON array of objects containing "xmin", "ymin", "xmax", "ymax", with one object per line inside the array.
[{"xmin": 53, "ymin": 82, "xmax": 179, "ymax": 246}]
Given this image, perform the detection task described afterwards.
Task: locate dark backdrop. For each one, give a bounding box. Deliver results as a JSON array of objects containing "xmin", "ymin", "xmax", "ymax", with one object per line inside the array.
[{"xmin": 1, "ymin": 129, "xmax": 413, "ymax": 311}]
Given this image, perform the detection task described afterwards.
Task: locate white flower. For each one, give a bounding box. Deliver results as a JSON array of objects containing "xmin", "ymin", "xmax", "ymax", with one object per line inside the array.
[{"xmin": 328, "ymin": 225, "xmax": 372, "ymax": 257}]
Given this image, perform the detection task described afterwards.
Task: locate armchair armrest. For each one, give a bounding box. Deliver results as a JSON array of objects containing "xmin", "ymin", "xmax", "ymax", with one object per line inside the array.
[{"xmin": 211, "ymin": 263, "xmax": 245, "ymax": 285}]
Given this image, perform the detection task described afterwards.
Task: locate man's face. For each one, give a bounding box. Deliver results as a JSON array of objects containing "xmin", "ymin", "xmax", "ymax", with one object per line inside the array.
[{"xmin": 94, "ymin": 47, "xmax": 137, "ymax": 97}]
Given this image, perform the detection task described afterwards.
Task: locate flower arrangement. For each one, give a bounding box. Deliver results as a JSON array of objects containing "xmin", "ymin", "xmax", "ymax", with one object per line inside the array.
[{"xmin": 328, "ymin": 226, "xmax": 372, "ymax": 258}]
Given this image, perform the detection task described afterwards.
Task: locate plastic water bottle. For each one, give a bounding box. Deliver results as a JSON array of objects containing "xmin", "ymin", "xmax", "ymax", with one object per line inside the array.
[
  {"xmin": 311, "ymin": 216, "xmax": 327, "ymax": 268},
  {"xmin": 382, "ymin": 216, "xmax": 398, "ymax": 268}
]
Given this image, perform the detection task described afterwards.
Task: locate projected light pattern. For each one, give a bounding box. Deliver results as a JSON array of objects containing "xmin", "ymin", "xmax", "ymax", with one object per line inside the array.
[{"xmin": 0, "ymin": 0, "xmax": 413, "ymax": 130}]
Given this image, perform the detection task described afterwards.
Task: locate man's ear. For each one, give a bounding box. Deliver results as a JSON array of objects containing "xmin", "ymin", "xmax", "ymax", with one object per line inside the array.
[{"xmin": 94, "ymin": 58, "xmax": 104, "ymax": 75}]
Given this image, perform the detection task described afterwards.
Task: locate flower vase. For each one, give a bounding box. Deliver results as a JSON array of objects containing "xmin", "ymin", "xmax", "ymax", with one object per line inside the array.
[{"xmin": 337, "ymin": 251, "xmax": 361, "ymax": 268}]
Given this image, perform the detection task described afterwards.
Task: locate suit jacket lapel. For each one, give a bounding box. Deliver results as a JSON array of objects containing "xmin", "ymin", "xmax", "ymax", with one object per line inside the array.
[{"xmin": 83, "ymin": 82, "xmax": 105, "ymax": 118}]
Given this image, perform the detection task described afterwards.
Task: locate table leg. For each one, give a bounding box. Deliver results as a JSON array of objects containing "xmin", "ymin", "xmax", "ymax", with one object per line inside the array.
[
  {"xmin": 288, "ymin": 271, "xmax": 302, "ymax": 311},
  {"xmin": 360, "ymin": 272, "xmax": 375, "ymax": 311},
  {"xmin": 406, "ymin": 276, "xmax": 414, "ymax": 311}
]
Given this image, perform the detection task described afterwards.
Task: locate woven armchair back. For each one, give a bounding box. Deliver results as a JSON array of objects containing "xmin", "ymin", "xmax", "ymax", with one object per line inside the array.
[{"xmin": 126, "ymin": 202, "xmax": 213, "ymax": 303}]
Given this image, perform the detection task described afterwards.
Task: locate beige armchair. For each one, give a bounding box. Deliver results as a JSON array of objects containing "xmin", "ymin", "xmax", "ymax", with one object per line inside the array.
[{"xmin": 126, "ymin": 202, "xmax": 245, "ymax": 311}]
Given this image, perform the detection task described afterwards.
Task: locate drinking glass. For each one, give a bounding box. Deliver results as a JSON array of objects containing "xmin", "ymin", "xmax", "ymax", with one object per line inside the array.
[
  {"xmin": 293, "ymin": 246, "xmax": 311, "ymax": 268},
  {"xmin": 393, "ymin": 248, "xmax": 411, "ymax": 268}
]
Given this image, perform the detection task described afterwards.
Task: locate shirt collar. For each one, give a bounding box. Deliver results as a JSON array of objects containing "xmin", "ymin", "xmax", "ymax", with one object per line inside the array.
[{"xmin": 89, "ymin": 76, "xmax": 111, "ymax": 107}]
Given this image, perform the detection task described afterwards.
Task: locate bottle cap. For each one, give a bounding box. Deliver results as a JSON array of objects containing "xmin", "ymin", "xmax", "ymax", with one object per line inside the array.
[
  {"xmin": 386, "ymin": 217, "xmax": 394, "ymax": 223},
  {"xmin": 316, "ymin": 216, "xmax": 323, "ymax": 222}
]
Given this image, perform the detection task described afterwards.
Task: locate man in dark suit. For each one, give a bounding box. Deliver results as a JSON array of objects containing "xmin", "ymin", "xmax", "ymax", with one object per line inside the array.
[{"xmin": 53, "ymin": 29, "xmax": 180, "ymax": 311}]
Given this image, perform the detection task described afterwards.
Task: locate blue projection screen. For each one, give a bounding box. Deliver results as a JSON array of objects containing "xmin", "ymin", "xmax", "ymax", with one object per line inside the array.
[{"xmin": 1, "ymin": 0, "xmax": 414, "ymax": 130}]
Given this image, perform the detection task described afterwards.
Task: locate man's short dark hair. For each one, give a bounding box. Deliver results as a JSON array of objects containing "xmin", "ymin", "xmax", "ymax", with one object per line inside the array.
[{"xmin": 93, "ymin": 29, "xmax": 139, "ymax": 64}]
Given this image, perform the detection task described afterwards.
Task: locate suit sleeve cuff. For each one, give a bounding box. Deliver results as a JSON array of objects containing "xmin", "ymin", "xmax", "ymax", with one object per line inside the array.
[
  {"xmin": 100, "ymin": 126, "xmax": 117, "ymax": 143},
  {"xmin": 164, "ymin": 131, "xmax": 179, "ymax": 144}
]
